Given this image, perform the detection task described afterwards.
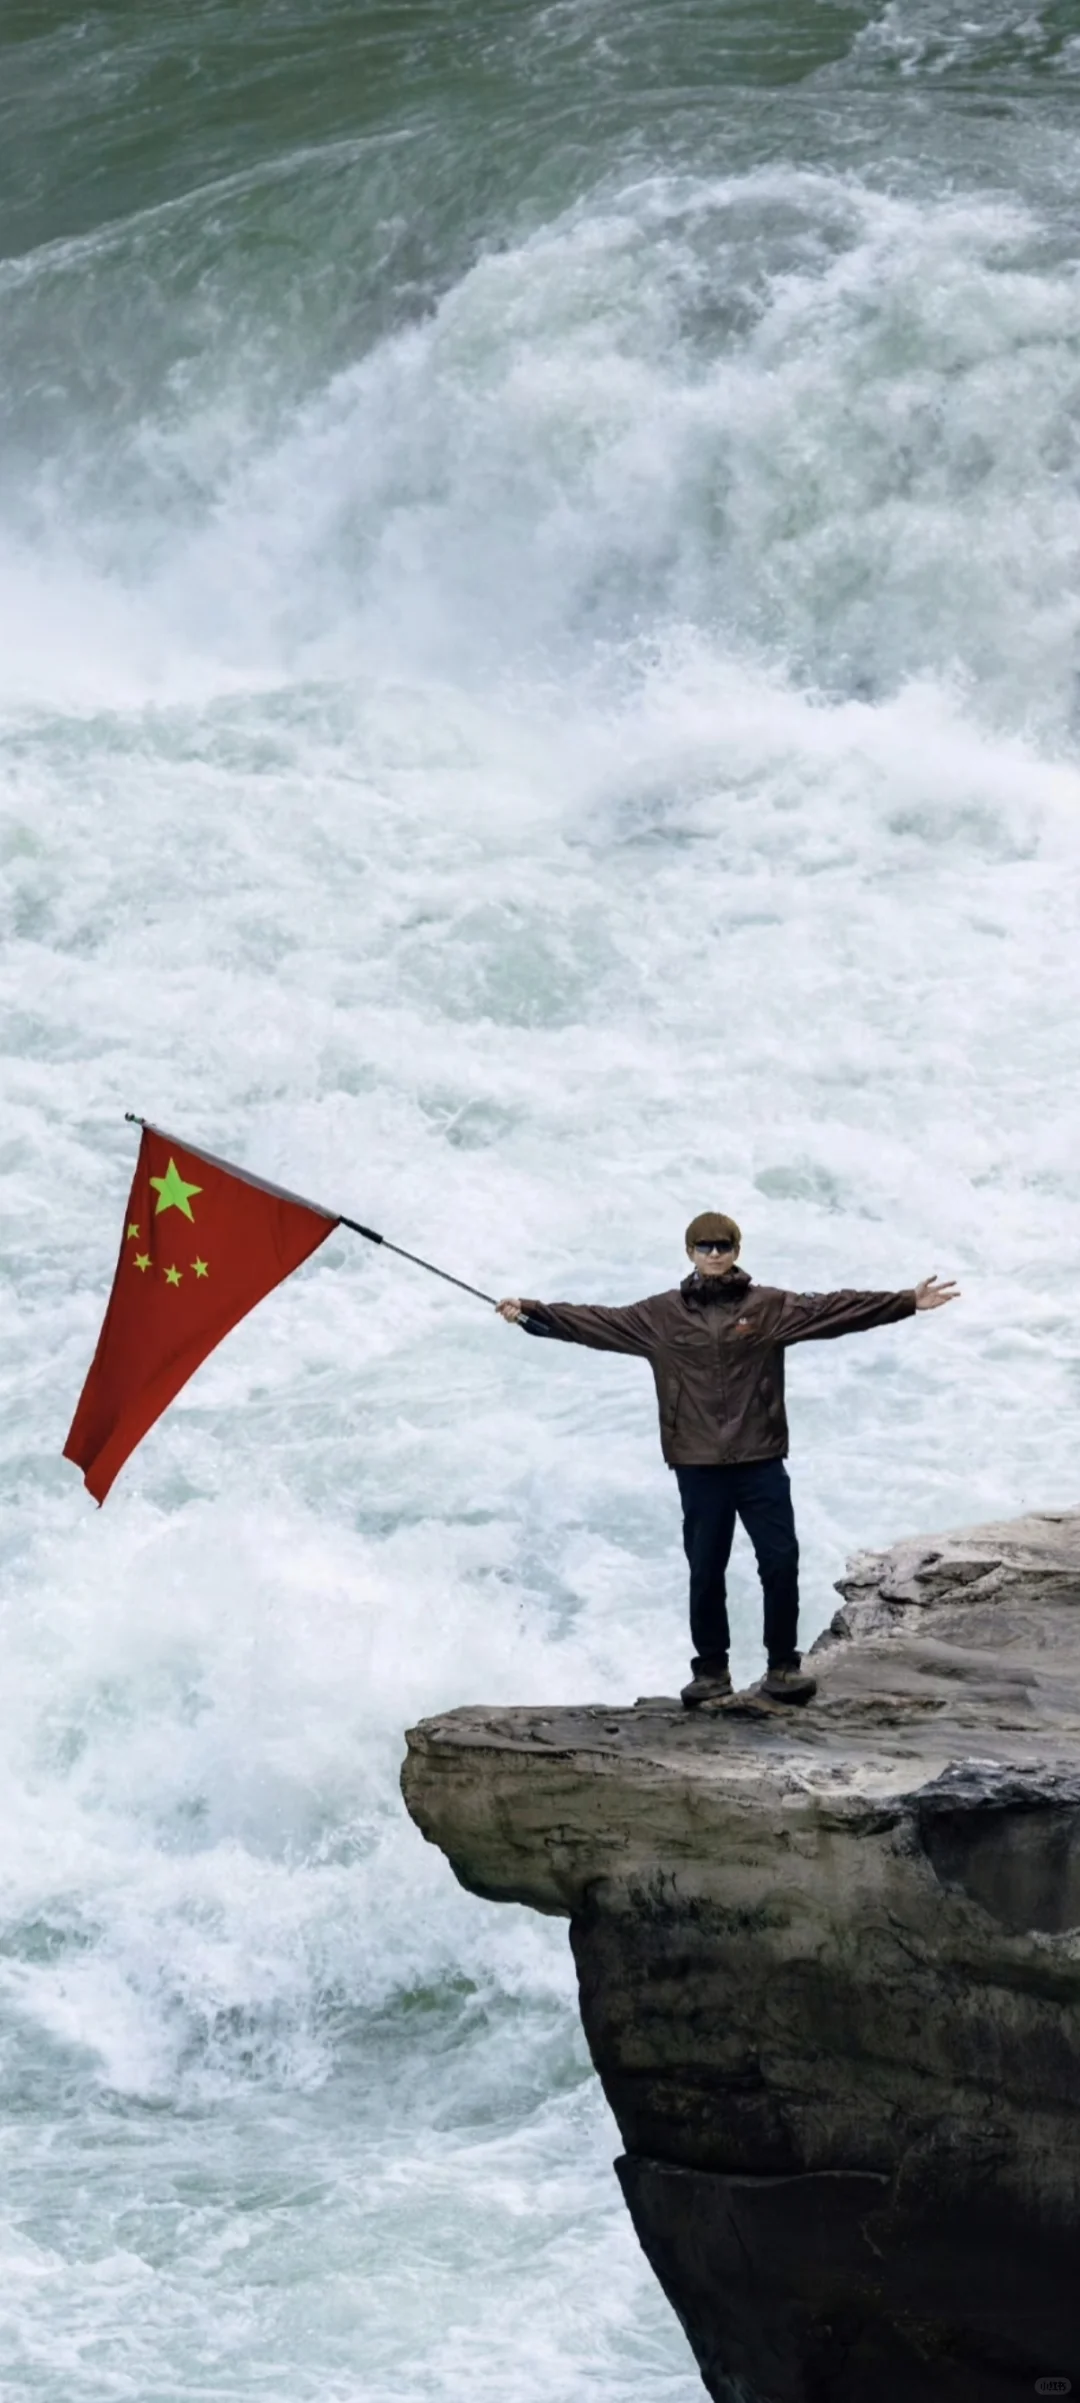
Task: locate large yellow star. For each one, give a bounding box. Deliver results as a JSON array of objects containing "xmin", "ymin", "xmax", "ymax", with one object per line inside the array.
[
  {"xmin": 164, "ymin": 1265, "xmax": 182, "ymax": 1287},
  {"xmin": 150, "ymin": 1159, "xmax": 202, "ymax": 1222}
]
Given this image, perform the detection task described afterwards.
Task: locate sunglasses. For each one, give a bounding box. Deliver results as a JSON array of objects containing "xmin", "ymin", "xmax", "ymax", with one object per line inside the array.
[{"xmin": 693, "ymin": 1239, "xmax": 734, "ymax": 1255}]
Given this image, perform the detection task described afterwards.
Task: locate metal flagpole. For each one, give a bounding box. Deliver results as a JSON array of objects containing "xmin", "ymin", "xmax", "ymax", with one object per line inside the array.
[{"xmin": 336, "ymin": 1218, "xmax": 496, "ymax": 1305}]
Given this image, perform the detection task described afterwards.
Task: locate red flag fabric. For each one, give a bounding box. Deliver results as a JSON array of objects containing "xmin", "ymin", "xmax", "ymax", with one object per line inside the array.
[{"xmin": 64, "ymin": 1126, "xmax": 338, "ymax": 1503}]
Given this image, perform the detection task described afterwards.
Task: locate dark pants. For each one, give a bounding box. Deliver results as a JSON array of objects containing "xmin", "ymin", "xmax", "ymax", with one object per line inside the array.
[{"xmin": 675, "ymin": 1459, "xmax": 800, "ymax": 1672}]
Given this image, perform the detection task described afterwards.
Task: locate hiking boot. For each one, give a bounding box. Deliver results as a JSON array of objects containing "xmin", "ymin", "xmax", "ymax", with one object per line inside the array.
[
  {"xmin": 681, "ymin": 1667, "xmax": 734, "ymax": 1708},
  {"xmin": 762, "ymin": 1657, "xmax": 817, "ymax": 1706}
]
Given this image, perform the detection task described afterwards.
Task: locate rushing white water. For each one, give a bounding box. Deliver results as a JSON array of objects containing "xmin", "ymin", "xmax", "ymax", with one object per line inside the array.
[{"xmin": 3, "ymin": 38, "xmax": 1080, "ymax": 2397}]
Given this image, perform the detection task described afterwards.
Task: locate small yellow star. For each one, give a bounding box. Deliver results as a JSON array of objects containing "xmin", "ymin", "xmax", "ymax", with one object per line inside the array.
[
  {"xmin": 164, "ymin": 1265, "xmax": 182, "ymax": 1287},
  {"xmin": 127, "ymin": 1223, "xmax": 139, "ymax": 1240},
  {"xmin": 192, "ymin": 1258, "xmax": 209, "ymax": 1279},
  {"xmin": 133, "ymin": 1253, "xmax": 152, "ymax": 1273}
]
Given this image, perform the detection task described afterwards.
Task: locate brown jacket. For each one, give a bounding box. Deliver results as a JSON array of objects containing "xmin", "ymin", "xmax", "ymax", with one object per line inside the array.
[{"xmin": 519, "ymin": 1270, "xmax": 917, "ymax": 1467}]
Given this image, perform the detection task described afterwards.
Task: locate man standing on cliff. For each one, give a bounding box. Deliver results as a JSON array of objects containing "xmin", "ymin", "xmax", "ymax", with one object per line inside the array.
[{"xmin": 497, "ymin": 1215, "xmax": 959, "ymax": 1708}]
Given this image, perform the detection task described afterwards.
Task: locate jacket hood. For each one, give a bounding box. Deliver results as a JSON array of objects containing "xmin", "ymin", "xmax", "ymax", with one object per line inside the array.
[{"xmin": 681, "ymin": 1268, "xmax": 752, "ymax": 1307}]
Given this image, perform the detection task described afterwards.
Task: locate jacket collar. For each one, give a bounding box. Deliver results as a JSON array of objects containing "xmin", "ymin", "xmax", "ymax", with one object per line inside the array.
[{"xmin": 681, "ymin": 1268, "xmax": 752, "ymax": 1308}]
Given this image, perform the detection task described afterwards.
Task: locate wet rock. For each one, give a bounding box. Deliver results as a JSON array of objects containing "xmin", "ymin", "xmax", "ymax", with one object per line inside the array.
[{"xmin": 401, "ymin": 1508, "xmax": 1080, "ymax": 2401}]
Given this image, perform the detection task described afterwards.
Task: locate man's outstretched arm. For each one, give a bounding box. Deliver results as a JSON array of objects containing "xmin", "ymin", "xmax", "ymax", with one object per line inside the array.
[
  {"xmin": 496, "ymin": 1295, "xmax": 655, "ymax": 1355},
  {"xmin": 779, "ymin": 1275, "xmax": 960, "ymax": 1345}
]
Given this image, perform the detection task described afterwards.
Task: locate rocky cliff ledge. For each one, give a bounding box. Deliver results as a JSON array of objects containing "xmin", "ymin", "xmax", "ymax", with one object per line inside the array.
[{"xmin": 401, "ymin": 1510, "xmax": 1080, "ymax": 2403}]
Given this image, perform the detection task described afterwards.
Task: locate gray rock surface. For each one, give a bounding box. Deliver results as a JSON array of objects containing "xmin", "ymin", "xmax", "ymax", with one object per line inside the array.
[{"xmin": 401, "ymin": 1509, "xmax": 1080, "ymax": 2401}]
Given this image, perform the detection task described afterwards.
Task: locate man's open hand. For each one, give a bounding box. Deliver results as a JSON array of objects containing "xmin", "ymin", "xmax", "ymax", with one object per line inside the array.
[
  {"xmin": 496, "ymin": 1298, "xmax": 523, "ymax": 1322},
  {"xmin": 914, "ymin": 1276, "xmax": 960, "ymax": 1311}
]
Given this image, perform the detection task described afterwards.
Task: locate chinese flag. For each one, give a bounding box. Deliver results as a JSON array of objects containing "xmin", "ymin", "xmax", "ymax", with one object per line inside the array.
[{"xmin": 64, "ymin": 1125, "xmax": 338, "ymax": 1503}]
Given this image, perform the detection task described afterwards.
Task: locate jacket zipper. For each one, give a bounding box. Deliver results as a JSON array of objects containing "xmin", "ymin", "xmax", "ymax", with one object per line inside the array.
[{"xmin": 709, "ymin": 1305, "xmax": 729, "ymax": 1454}]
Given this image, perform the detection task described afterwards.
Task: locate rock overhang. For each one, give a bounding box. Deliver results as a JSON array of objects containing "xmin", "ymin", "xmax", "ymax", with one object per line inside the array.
[{"xmin": 399, "ymin": 1509, "xmax": 1080, "ymax": 2399}]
